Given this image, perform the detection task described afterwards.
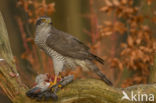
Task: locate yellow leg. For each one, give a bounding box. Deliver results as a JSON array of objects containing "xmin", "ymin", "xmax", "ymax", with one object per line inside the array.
[
  {"xmin": 49, "ymin": 75, "xmax": 63, "ymax": 90},
  {"xmin": 58, "ymin": 75, "xmax": 62, "ymax": 80},
  {"xmin": 49, "ymin": 75, "xmax": 58, "ymax": 87},
  {"xmin": 53, "ymin": 75, "xmax": 57, "ymax": 85}
]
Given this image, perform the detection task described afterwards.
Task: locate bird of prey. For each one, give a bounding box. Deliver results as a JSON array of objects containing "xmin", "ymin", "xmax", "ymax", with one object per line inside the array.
[{"xmin": 35, "ymin": 16, "xmax": 112, "ymax": 88}]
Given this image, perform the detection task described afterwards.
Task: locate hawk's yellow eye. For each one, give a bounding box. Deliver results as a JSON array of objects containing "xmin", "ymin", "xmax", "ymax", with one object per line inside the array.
[{"xmin": 42, "ymin": 19, "xmax": 46, "ymax": 22}]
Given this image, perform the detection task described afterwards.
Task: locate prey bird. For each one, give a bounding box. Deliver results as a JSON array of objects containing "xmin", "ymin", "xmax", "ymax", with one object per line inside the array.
[{"xmin": 35, "ymin": 16, "xmax": 112, "ymax": 88}]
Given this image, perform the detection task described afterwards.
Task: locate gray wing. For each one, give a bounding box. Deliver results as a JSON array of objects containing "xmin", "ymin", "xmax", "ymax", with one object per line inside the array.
[
  {"xmin": 46, "ymin": 29, "xmax": 92, "ymax": 60},
  {"xmin": 46, "ymin": 28, "xmax": 104, "ymax": 64}
]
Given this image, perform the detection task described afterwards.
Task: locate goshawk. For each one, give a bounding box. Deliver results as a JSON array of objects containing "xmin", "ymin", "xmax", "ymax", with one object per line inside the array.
[{"xmin": 35, "ymin": 16, "xmax": 112, "ymax": 87}]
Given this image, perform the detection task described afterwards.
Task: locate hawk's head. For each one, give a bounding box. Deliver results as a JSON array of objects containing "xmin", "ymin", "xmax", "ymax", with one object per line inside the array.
[{"xmin": 36, "ymin": 16, "xmax": 52, "ymax": 26}]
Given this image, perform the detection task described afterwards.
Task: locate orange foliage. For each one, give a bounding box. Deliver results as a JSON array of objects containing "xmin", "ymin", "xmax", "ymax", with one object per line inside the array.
[
  {"xmin": 15, "ymin": 0, "xmax": 156, "ymax": 88},
  {"xmin": 16, "ymin": 0, "xmax": 55, "ymax": 77},
  {"xmin": 17, "ymin": 0, "xmax": 55, "ymax": 24},
  {"xmin": 100, "ymin": 0, "xmax": 156, "ymax": 87}
]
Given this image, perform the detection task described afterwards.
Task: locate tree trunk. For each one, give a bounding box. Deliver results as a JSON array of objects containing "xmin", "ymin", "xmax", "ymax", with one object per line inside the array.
[
  {"xmin": 1, "ymin": 11, "xmax": 156, "ymax": 103},
  {"xmin": 0, "ymin": 0, "xmax": 37, "ymax": 86}
]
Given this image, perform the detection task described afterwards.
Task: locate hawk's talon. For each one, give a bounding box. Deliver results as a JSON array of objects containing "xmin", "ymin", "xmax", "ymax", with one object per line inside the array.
[
  {"xmin": 49, "ymin": 81, "xmax": 55, "ymax": 88},
  {"xmin": 49, "ymin": 75, "xmax": 63, "ymax": 92},
  {"xmin": 26, "ymin": 75, "xmax": 74, "ymax": 101},
  {"xmin": 49, "ymin": 81, "xmax": 57, "ymax": 92},
  {"xmin": 49, "ymin": 76, "xmax": 58, "ymax": 88},
  {"xmin": 58, "ymin": 84, "xmax": 62, "ymax": 88}
]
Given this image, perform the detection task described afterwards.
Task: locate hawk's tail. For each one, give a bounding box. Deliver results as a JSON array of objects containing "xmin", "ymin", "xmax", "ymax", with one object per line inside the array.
[
  {"xmin": 90, "ymin": 54, "xmax": 104, "ymax": 65},
  {"xmin": 86, "ymin": 60, "xmax": 113, "ymax": 86}
]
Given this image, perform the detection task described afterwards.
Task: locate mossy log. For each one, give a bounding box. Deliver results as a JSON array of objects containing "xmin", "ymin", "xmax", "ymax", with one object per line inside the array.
[{"xmin": 0, "ymin": 11, "xmax": 156, "ymax": 103}]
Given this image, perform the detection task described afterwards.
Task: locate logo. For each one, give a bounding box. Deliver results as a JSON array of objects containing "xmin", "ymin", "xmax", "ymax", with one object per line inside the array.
[{"xmin": 121, "ymin": 91, "xmax": 154, "ymax": 102}]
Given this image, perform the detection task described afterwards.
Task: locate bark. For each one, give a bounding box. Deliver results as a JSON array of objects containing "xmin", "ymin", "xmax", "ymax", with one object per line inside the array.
[
  {"xmin": 0, "ymin": 0, "xmax": 37, "ymax": 86},
  {"xmin": 1, "ymin": 11, "xmax": 156, "ymax": 103}
]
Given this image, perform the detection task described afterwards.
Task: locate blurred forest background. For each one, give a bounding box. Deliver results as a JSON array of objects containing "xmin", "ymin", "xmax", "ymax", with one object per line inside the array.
[{"xmin": 0, "ymin": 0, "xmax": 156, "ymax": 102}]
